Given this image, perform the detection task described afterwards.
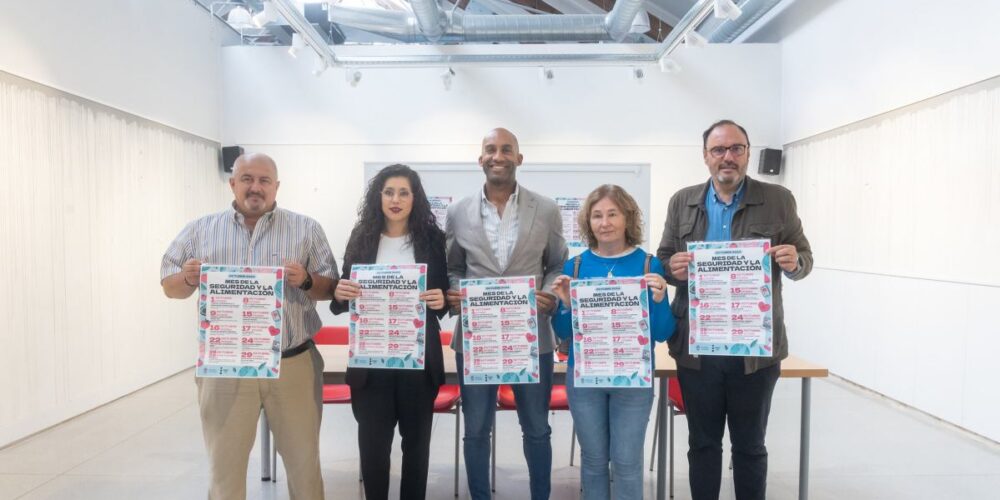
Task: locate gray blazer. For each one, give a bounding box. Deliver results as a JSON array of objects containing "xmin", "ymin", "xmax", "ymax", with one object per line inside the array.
[{"xmin": 446, "ymin": 184, "xmax": 568, "ymax": 354}]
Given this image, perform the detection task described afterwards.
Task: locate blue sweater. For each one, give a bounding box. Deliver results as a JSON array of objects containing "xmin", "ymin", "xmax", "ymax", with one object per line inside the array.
[{"xmin": 552, "ymin": 248, "xmax": 676, "ymax": 369}]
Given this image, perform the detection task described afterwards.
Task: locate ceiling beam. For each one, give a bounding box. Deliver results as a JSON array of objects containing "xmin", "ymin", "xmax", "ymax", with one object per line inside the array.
[
  {"xmin": 471, "ymin": 0, "xmax": 535, "ymax": 15},
  {"xmin": 643, "ymin": 0, "xmax": 683, "ymax": 25},
  {"xmin": 541, "ymin": 0, "xmax": 605, "ymax": 15}
]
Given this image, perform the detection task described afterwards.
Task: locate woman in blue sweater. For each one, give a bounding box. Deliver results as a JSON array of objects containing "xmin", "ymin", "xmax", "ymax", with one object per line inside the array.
[{"xmin": 551, "ymin": 184, "xmax": 676, "ymax": 500}]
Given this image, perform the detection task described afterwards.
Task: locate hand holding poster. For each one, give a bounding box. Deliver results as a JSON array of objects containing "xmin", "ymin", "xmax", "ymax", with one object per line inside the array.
[
  {"xmin": 460, "ymin": 276, "xmax": 539, "ymax": 384},
  {"xmin": 687, "ymin": 239, "xmax": 773, "ymax": 357},
  {"xmin": 197, "ymin": 265, "xmax": 283, "ymax": 378},
  {"xmin": 571, "ymin": 278, "xmax": 652, "ymax": 388},
  {"xmin": 349, "ymin": 264, "xmax": 428, "ymax": 369}
]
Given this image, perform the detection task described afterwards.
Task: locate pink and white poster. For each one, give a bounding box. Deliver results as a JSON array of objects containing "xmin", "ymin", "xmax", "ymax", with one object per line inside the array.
[
  {"xmin": 197, "ymin": 265, "xmax": 283, "ymax": 378},
  {"xmin": 687, "ymin": 239, "xmax": 773, "ymax": 357},
  {"xmin": 460, "ymin": 276, "xmax": 540, "ymax": 384},
  {"xmin": 349, "ymin": 264, "xmax": 428, "ymax": 370},
  {"xmin": 570, "ymin": 277, "xmax": 652, "ymax": 387}
]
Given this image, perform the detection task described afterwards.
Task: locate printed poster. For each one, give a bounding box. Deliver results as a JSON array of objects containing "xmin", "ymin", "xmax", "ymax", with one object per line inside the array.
[
  {"xmin": 556, "ymin": 197, "xmax": 588, "ymax": 257},
  {"xmin": 571, "ymin": 278, "xmax": 653, "ymax": 387},
  {"xmin": 687, "ymin": 239, "xmax": 773, "ymax": 357},
  {"xmin": 349, "ymin": 264, "xmax": 428, "ymax": 369},
  {"xmin": 460, "ymin": 276, "xmax": 539, "ymax": 384},
  {"xmin": 428, "ymin": 196, "xmax": 452, "ymax": 231},
  {"xmin": 197, "ymin": 265, "xmax": 283, "ymax": 378}
]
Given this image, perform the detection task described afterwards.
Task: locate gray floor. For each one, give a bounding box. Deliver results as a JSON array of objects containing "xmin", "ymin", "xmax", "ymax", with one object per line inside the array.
[{"xmin": 2, "ymin": 371, "xmax": 999, "ymax": 500}]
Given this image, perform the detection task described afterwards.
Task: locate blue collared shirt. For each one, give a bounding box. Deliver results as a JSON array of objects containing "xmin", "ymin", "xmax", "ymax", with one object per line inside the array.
[{"xmin": 704, "ymin": 180, "xmax": 746, "ymax": 242}]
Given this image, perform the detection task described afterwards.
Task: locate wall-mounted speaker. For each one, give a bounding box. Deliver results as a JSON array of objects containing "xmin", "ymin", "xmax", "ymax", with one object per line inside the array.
[
  {"xmin": 221, "ymin": 146, "xmax": 244, "ymax": 173},
  {"xmin": 758, "ymin": 148, "xmax": 782, "ymax": 176}
]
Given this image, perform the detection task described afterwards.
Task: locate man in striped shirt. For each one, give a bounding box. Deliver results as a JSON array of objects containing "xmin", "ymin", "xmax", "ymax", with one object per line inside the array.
[{"xmin": 161, "ymin": 153, "xmax": 336, "ymax": 500}]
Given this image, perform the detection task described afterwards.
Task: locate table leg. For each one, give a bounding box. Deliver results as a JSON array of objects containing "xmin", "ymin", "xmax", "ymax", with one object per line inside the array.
[
  {"xmin": 656, "ymin": 376, "xmax": 668, "ymax": 500},
  {"xmin": 260, "ymin": 414, "xmax": 271, "ymax": 481},
  {"xmin": 799, "ymin": 378, "xmax": 811, "ymax": 500}
]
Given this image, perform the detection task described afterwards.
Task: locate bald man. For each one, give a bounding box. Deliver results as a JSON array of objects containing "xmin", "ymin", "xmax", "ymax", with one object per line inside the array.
[
  {"xmin": 161, "ymin": 153, "xmax": 336, "ymax": 500},
  {"xmin": 445, "ymin": 128, "xmax": 568, "ymax": 500}
]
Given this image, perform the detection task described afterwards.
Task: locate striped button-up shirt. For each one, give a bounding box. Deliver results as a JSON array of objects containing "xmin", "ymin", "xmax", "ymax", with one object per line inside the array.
[
  {"xmin": 160, "ymin": 204, "xmax": 337, "ymax": 351},
  {"xmin": 480, "ymin": 184, "xmax": 520, "ymax": 270}
]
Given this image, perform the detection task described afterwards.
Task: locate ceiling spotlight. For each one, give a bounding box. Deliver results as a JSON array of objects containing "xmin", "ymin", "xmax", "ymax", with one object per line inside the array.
[
  {"xmin": 287, "ymin": 33, "xmax": 305, "ymax": 58},
  {"xmin": 540, "ymin": 67, "xmax": 554, "ymax": 80},
  {"xmin": 252, "ymin": 2, "xmax": 278, "ymax": 28},
  {"xmin": 629, "ymin": 11, "xmax": 651, "ymax": 34},
  {"xmin": 632, "ymin": 67, "xmax": 645, "ymax": 80},
  {"xmin": 441, "ymin": 67, "xmax": 455, "ymax": 90},
  {"xmin": 713, "ymin": 0, "xmax": 743, "ymax": 22},
  {"xmin": 684, "ymin": 31, "xmax": 708, "ymax": 49},
  {"xmin": 658, "ymin": 58, "xmax": 681, "ymax": 74},
  {"xmin": 346, "ymin": 69, "xmax": 362, "ymax": 87},
  {"xmin": 226, "ymin": 6, "xmax": 253, "ymax": 28},
  {"xmin": 312, "ymin": 57, "xmax": 328, "ymax": 77}
]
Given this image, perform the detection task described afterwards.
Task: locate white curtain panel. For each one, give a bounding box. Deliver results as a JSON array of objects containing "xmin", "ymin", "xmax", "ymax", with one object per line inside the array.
[
  {"xmin": 0, "ymin": 73, "xmax": 227, "ymax": 446},
  {"xmin": 780, "ymin": 79, "xmax": 1000, "ymax": 287}
]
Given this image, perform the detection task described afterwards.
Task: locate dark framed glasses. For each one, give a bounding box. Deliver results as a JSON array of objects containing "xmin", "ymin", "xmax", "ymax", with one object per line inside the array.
[{"xmin": 708, "ymin": 144, "xmax": 748, "ymax": 158}]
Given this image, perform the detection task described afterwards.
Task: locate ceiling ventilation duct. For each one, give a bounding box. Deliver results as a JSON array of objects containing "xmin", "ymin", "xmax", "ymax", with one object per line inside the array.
[
  {"xmin": 331, "ymin": 0, "xmax": 646, "ymax": 43},
  {"xmin": 456, "ymin": 13, "xmax": 609, "ymax": 42},
  {"xmin": 409, "ymin": 0, "xmax": 448, "ymax": 41},
  {"xmin": 329, "ymin": 6, "xmax": 422, "ymax": 40}
]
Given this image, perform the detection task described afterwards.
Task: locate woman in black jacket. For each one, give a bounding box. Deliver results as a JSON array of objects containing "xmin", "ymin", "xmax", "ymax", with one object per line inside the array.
[{"xmin": 330, "ymin": 164, "xmax": 448, "ymax": 500}]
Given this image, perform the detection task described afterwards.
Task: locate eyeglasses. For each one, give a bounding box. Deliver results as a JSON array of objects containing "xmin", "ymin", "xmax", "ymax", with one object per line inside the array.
[{"xmin": 707, "ymin": 144, "xmax": 748, "ymax": 158}]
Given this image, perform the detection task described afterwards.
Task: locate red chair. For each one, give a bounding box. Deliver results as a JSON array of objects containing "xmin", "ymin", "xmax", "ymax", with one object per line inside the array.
[
  {"xmin": 491, "ymin": 383, "xmax": 573, "ymax": 492},
  {"xmin": 434, "ymin": 332, "xmax": 463, "ymax": 497},
  {"xmin": 313, "ymin": 326, "xmax": 352, "ymax": 405},
  {"xmin": 649, "ymin": 377, "xmax": 685, "ymax": 498}
]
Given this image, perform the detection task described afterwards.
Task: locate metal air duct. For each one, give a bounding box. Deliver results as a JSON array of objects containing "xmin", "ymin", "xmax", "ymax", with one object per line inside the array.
[{"xmin": 398, "ymin": 0, "xmax": 646, "ymax": 43}]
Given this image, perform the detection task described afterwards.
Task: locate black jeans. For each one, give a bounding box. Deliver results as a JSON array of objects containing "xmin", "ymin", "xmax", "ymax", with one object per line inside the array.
[
  {"xmin": 677, "ymin": 356, "xmax": 780, "ymax": 500},
  {"xmin": 350, "ymin": 370, "xmax": 439, "ymax": 500}
]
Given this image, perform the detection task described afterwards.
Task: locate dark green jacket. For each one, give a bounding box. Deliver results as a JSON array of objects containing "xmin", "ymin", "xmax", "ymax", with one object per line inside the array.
[{"xmin": 656, "ymin": 176, "xmax": 813, "ymax": 374}]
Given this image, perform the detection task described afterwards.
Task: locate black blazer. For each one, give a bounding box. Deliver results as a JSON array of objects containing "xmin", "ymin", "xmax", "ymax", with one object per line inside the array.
[{"xmin": 330, "ymin": 228, "xmax": 449, "ymax": 390}]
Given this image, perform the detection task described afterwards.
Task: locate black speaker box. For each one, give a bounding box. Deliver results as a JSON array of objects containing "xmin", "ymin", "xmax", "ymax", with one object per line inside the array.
[
  {"xmin": 758, "ymin": 148, "xmax": 782, "ymax": 176},
  {"xmin": 221, "ymin": 146, "xmax": 244, "ymax": 173}
]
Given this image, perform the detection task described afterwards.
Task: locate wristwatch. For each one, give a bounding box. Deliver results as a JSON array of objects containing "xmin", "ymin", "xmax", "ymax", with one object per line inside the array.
[{"xmin": 299, "ymin": 272, "xmax": 314, "ymax": 291}]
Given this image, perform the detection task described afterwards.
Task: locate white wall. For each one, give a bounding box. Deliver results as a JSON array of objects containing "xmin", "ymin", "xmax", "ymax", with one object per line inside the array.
[
  {"xmin": 220, "ymin": 43, "xmax": 783, "ymax": 324},
  {"xmin": 0, "ymin": 1, "xmax": 232, "ymax": 446},
  {"xmin": 0, "ymin": 0, "xmax": 236, "ymax": 141},
  {"xmin": 777, "ymin": 0, "xmax": 1000, "ymax": 143},
  {"xmin": 774, "ymin": 0, "xmax": 1000, "ymax": 442}
]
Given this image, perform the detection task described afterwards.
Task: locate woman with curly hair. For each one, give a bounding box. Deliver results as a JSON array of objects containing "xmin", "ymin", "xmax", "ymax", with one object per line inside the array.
[
  {"xmin": 330, "ymin": 164, "xmax": 448, "ymax": 500},
  {"xmin": 550, "ymin": 184, "xmax": 676, "ymax": 500}
]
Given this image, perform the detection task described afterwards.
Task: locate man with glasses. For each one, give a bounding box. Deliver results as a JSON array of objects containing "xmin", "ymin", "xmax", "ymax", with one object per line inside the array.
[{"xmin": 656, "ymin": 120, "xmax": 812, "ymax": 500}]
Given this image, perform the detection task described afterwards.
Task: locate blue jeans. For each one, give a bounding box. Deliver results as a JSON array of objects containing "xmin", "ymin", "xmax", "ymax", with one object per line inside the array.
[
  {"xmin": 456, "ymin": 351, "xmax": 554, "ymax": 500},
  {"xmin": 566, "ymin": 375, "xmax": 654, "ymax": 500}
]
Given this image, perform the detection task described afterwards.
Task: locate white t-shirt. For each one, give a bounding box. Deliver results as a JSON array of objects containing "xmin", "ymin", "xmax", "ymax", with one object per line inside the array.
[{"xmin": 375, "ymin": 234, "xmax": 416, "ymax": 264}]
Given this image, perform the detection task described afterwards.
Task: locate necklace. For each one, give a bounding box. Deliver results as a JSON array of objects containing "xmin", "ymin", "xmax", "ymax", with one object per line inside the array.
[
  {"xmin": 593, "ymin": 248, "xmax": 628, "ymax": 278},
  {"xmin": 602, "ymin": 259, "xmax": 619, "ymax": 278}
]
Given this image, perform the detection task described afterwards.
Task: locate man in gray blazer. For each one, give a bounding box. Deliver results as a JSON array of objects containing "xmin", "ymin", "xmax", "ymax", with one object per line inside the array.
[{"xmin": 445, "ymin": 128, "xmax": 568, "ymax": 500}]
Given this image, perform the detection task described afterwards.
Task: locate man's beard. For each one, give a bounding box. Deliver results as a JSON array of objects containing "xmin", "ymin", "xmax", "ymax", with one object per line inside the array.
[{"xmin": 715, "ymin": 163, "xmax": 742, "ymax": 185}]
